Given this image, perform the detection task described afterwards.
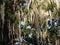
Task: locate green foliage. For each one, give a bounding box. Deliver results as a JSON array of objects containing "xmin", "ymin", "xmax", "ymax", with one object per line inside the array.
[
  {"xmin": 47, "ymin": 1, "xmax": 57, "ymax": 12},
  {"xmin": 23, "ymin": 6, "xmax": 28, "ymax": 14},
  {"xmin": 46, "ymin": 1, "xmax": 58, "ymax": 18},
  {"xmin": 41, "ymin": 23, "xmax": 46, "ymax": 32},
  {"xmin": 49, "ymin": 31, "xmax": 57, "ymax": 41},
  {"xmin": 22, "ymin": 42, "xmax": 29, "ymax": 45},
  {"xmin": 52, "ymin": 8, "xmax": 58, "ymax": 18},
  {"xmin": 5, "ymin": 0, "xmax": 19, "ymax": 24},
  {"xmin": 48, "ymin": 26, "xmax": 58, "ymax": 41}
]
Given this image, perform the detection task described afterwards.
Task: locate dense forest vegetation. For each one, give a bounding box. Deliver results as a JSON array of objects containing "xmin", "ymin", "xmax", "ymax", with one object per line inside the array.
[{"xmin": 0, "ymin": 0, "xmax": 60, "ymax": 45}]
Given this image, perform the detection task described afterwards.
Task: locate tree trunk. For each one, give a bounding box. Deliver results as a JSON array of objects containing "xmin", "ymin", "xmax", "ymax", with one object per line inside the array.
[
  {"xmin": 34, "ymin": 14, "xmax": 40, "ymax": 45},
  {"xmin": 8, "ymin": 20, "xmax": 11, "ymax": 41},
  {"xmin": 12, "ymin": 23, "xmax": 14, "ymax": 45},
  {"xmin": 14, "ymin": 0, "xmax": 21, "ymax": 45},
  {"xmin": 0, "ymin": 2, "xmax": 5, "ymax": 45},
  {"xmin": 18, "ymin": 10, "xmax": 21, "ymax": 45}
]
